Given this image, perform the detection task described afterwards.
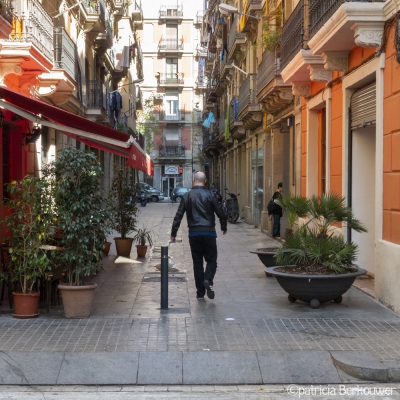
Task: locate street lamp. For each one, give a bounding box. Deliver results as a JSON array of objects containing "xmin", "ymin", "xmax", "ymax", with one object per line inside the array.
[{"xmin": 218, "ymin": 3, "xmax": 262, "ymax": 20}]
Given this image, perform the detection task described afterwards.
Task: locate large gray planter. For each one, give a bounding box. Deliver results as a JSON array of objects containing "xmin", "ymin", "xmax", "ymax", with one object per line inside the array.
[
  {"xmin": 250, "ymin": 248, "xmax": 281, "ymax": 277},
  {"xmin": 265, "ymin": 266, "xmax": 367, "ymax": 308}
]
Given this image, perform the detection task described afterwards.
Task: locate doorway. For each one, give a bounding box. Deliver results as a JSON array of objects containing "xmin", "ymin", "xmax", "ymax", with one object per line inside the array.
[{"xmin": 351, "ymin": 125, "xmax": 376, "ymax": 274}]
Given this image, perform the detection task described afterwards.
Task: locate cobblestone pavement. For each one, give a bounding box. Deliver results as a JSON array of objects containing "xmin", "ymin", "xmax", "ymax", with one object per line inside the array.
[{"xmin": 0, "ymin": 202, "xmax": 399, "ymax": 362}]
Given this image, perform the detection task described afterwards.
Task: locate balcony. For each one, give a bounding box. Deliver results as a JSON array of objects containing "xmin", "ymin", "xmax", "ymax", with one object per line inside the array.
[
  {"xmin": 0, "ymin": 0, "xmax": 58, "ymax": 93},
  {"xmin": 157, "ymin": 73, "xmax": 185, "ymax": 89},
  {"xmin": 80, "ymin": 0, "xmax": 107, "ymax": 33},
  {"xmin": 53, "ymin": 28, "xmax": 76, "ymax": 80},
  {"xmin": 194, "ymin": 10, "xmax": 204, "ymax": 27},
  {"xmin": 159, "ymin": 3, "xmax": 183, "ymax": 22},
  {"xmin": 129, "ymin": 0, "xmax": 143, "ymax": 29},
  {"xmin": 229, "ymin": 97, "xmax": 244, "ymax": 138},
  {"xmin": 280, "ymin": 0, "xmax": 386, "ymax": 92},
  {"xmin": 227, "ymin": 15, "xmax": 247, "ymax": 61},
  {"xmin": 35, "ymin": 27, "xmax": 78, "ymax": 106},
  {"xmin": 195, "ymin": 44, "xmax": 207, "ymax": 60},
  {"xmin": 95, "ymin": 20, "xmax": 113, "ymax": 51},
  {"xmin": 237, "ymin": 74, "xmax": 262, "ymax": 131},
  {"xmin": 159, "ymin": 145, "xmax": 186, "ymax": 158},
  {"xmin": 308, "ymin": 0, "xmax": 386, "ymax": 55},
  {"xmin": 240, "ymin": 0, "xmax": 262, "ymax": 34},
  {"xmin": 158, "ymin": 37, "xmax": 184, "ymax": 54},
  {"xmin": 195, "ymin": 76, "xmax": 208, "ymax": 92},
  {"xmin": 206, "ymin": 76, "xmax": 218, "ymax": 104},
  {"xmin": 86, "ymin": 80, "xmax": 107, "ymax": 121},
  {"xmin": 256, "ymin": 51, "xmax": 292, "ymax": 113},
  {"xmin": 0, "ymin": 0, "xmax": 13, "ymax": 25},
  {"xmin": 280, "ymin": 0, "xmax": 305, "ymax": 71}
]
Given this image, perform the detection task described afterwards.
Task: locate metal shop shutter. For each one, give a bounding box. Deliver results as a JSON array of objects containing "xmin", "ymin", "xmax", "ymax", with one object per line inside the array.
[{"xmin": 351, "ymin": 82, "xmax": 376, "ymax": 129}]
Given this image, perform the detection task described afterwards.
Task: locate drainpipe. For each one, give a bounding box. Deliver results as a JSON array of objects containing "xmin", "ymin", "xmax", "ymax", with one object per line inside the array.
[{"xmin": 347, "ymin": 107, "xmax": 352, "ymax": 243}]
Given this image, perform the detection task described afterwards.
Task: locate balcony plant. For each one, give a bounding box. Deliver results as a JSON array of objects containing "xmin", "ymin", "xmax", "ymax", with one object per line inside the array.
[
  {"xmin": 3, "ymin": 175, "xmax": 54, "ymax": 317},
  {"xmin": 44, "ymin": 147, "xmax": 112, "ymax": 317},
  {"xmin": 266, "ymin": 193, "xmax": 368, "ymax": 308},
  {"xmin": 133, "ymin": 225, "xmax": 156, "ymax": 257},
  {"xmin": 108, "ymin": 168, "xmax": 138, "ymax": 258}
]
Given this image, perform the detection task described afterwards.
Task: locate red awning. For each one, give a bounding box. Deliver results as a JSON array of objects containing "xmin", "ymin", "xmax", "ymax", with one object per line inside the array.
[{"xmin": 0, "ymin": 86, "xmax": 153, "ymax": 175}]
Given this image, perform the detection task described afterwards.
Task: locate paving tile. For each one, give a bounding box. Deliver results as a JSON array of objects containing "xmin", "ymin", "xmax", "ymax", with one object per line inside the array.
[
  {"xmin": 57, "ymin": 352, "xmax": 139, "ymax": 385},
  {"xmin": 137, "ymin": 352, "xmax": 182, "ymax": 384},
  {"xmin": 183, "ymin": 351, "xmax": 262, "ymax": 384},
  {"xmin": 257, "ymin": 350, "xmax": 341, "ymax": 384}
]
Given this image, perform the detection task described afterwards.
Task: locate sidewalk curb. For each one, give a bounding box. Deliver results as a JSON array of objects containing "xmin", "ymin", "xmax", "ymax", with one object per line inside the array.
[{"xmin": 332, "ymin": 351, "xmax": 400, "ymax": 382}]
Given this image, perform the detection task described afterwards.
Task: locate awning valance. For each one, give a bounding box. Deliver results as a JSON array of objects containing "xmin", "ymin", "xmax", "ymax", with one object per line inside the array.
[{"xmin": 0, "ymin": 86, "xmax": 153, "ymax": 175}]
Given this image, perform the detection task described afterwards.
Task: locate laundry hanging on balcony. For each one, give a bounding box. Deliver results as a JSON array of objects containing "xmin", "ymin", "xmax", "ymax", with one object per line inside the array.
[{"xmin": 202, "ymin": 111, "xmax": 215, "ymax": 129}]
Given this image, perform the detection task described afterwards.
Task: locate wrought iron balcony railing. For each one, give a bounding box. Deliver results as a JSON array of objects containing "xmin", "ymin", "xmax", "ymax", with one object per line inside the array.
[
  {"xmin": 157, "ymin": 73, "xmax": 184, "ymax": 85},
  {"xmin": 159, "ymin": 145, "xmax": 185, "ymax": 157},
  {"xmin": 230, "ymin": 97, "xmax": 239, "ymax": 125},
  {"xmin": 227, "ymin": 14, "xmax": 246, "ymax": 53},
  {"xmin": 87, "ymin": 80, "xmax": 106, "ymax": 108},
  {"xmin": 309, "ymin": 0, "xmax": 386, "ymax": 40},
  {"xmin": 280, "ymin": 0, "xmax": 304, "ymax": 70},
  {"xmin": 7, "ymin": 0, "xmax": 54, "ymax": 62},
  {"xmin": 195, "ymin": 10, "xmax": 204, "ymax": 26},
  {"xmin": 238, "ymin": 74, "xmax": 257, "ymax": 115},
  {"xmin": 159, "ymin": 3, "xmax": 183, "ymax": 19},
  {"xmin": 54, "ymin": 27, "xmax": 77, "ymax": 80},
  {"xmin": 0, "ymin": 0, "xmax": 13, "ymax": 24},
  {"xmin": 158, "ymin": 37, "xmax": 184, "ymax": 51},
  {"xmin": 257, "ymin": 51, "xmax": 280, "ymax": 97}
]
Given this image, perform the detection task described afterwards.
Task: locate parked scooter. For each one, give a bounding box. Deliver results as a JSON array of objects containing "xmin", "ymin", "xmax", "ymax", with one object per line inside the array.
[
  {"xmin": 137, "ymin": 189, "xmax": 147, "ymax": 207},
  {"xmin": 224, "ymin": 188, "xmax": 240, "ymax": 223}
]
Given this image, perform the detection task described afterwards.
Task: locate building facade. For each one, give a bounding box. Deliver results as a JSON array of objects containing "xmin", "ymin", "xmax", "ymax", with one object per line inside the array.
[
  {"xmin": 202, "ymin": 0, "xmax": 400, "ymax": 313},
  {"xmin": 0, "ymin": 0, "xmax": 151, "ymax": 242},
  {"xmin": 139, "ymin": 0, "xmax": 206, "ymax": 196}
]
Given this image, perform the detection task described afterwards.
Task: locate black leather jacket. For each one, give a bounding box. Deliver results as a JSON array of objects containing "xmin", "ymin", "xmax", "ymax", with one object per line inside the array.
[{"xmin": 171, "ymin": 186, "xmax": 227, "ymax": 237}]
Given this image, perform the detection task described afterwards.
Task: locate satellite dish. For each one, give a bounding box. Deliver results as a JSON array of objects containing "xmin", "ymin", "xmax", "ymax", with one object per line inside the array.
[{"xmin": 218, "ymin": 4, "xmax": 238, "ymax": 14}]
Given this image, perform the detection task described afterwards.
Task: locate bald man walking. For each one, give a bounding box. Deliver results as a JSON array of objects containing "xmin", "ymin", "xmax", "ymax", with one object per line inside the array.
[{"xmin": 170, "ymin": 171, "xmax": 227, "ymax": 300}]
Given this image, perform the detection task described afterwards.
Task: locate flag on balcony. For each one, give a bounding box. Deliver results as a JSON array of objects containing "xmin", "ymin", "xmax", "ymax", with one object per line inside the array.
[{"xmin": 225, "ymin": 94, "xmax": 230, "ymax": 140}]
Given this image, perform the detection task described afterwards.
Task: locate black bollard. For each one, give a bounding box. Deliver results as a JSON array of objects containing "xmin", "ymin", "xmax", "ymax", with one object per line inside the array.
[{"xmin": 161, "ymin": 245, "xmax": 168, "ymax": 309}]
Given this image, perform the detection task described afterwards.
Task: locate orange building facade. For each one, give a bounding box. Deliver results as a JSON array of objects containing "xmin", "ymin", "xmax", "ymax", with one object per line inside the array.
[{"xmin": 281, "ymin": 0, "xmax": 400, "ymax": 312}]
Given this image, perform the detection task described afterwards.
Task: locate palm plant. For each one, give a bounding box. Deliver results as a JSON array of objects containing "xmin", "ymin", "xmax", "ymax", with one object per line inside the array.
[
  {"xmin": 275, "ymin": 193, "xmax": 367, "ymax": 274},
  {"xmin": 133, "ymin": 226, "xmax": 155, "ymax": 247},
  {"xmin": 276, "ymin": 193, "xmax": 309, "ymax": 231}
]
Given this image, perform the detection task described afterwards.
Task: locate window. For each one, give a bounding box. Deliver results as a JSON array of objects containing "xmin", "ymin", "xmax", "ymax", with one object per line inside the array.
[
  {"xmin": 165, "ymin": 95, "xmax": 179, "ymax": 118},
  {"xmin": 166, "ymin": 58, "xmax": 178, "ymax": 78}
]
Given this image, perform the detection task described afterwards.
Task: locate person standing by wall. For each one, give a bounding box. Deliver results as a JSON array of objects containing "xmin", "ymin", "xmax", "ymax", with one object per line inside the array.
[
  {"xmin": 170, "ymin": 171, "xmax": 227, "ymax": 300},
  {"xmin": 271, "ymin": 182, "xmax": 283, "ymax": 239}
]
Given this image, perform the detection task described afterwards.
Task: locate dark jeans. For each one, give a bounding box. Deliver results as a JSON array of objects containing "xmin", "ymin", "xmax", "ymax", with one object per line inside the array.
[
  {"xmin": 189, "ymin": 235, "xmax": 218, "ymax": 297},
  {"xmin": 272, "ymin": 214, "xmax": 281, "ymax": 237}
]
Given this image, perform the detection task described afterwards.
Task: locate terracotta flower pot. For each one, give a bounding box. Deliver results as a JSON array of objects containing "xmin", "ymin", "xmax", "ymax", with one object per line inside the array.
[
  {"xmin": 114, "ymin": 238, "xmax": 134, "ymax": 257},
  {"xmin": 102, "ymin": 241, "xmax": 112, "ymax": 256},
  {"xmin": 58, "ymin": 284, "xmax": 97, "ymax": 318},
  {"xmin": 12, "ymin": 291, "xmax": 40, "ymax": 318},
  {"xmin": 136, "ymin": 245, "xmax": 148, "ymax": 258}
]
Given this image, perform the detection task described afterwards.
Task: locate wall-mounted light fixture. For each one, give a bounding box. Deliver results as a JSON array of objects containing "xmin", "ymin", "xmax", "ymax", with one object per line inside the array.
[
  {"xmin": 24, "ymin": 125, "xmax": 42, "ymax": 145},
  {"xmin": 218, "ymin": 3, "xmax": 262, "ymax": 20}
]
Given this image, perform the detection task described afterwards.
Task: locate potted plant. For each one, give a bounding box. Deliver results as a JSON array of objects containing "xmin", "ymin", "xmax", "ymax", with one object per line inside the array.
[
  {"xmin": 266, "ymin": 193, "xmax": 368, "ymax": 308},
  {"xmin": 3, "ymin": 175, "xmax": 54, "ymax": 318},
  {"xmin": 108, "ymin": 168, "xmax": 138, "ymax": 258},
  {"xmin": 250, "ymin": 194, "xmax": 308, "ymax": 276},
  {"xmin": 44, "ymin": 147, "xmax": 112, "ymax": 318},
  {"xmin": 133, "ymin": 225, "xmax": 155, "ymax": 257}
]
